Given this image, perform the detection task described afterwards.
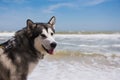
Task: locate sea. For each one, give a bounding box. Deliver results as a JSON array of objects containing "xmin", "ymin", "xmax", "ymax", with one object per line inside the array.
[{"xmin": 0, "ymin": 32, "xmax": 120, "ymax": 80}]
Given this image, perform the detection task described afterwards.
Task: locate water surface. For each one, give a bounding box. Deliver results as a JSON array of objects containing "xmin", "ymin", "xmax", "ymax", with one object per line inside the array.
[{"xmin": 0, "ymin": 32, "xmax": 120, "ymax": 80}]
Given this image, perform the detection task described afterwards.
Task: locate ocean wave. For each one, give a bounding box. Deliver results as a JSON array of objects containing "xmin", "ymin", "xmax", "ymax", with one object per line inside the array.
[
  {"xmin": 54, "ymin": 50, "xmax": 120, "ymax": 57},
  {"xmin": 55, "ymin": 34, "xmax": 120, "ymax": 40},
  {"xmin": 58, "ymin": 42, "xmax": 120, "ymax": 48},
  {"xmin": 48, "ymin": 50, "xmax": 120, "ymax": 68},
  {"xmin": 57, "ymin": 41, "xmax": 120, "ymax": 50},
  {"xmin": 0, "ymin": 32, "xmax": 14, "ymax": 36}
]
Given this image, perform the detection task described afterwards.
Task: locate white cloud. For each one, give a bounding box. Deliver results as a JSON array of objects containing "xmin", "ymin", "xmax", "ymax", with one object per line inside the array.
[
  {"xmin": 83, "ymin": 0, "xmax": 108, "ymax": 6},
  {"xmin": 43, "ymin": 3, "xmax": 75, "ymax": 13},
  {"xmin": 44, "ymin": 0, "xmax": 109, "ymax": 13}
]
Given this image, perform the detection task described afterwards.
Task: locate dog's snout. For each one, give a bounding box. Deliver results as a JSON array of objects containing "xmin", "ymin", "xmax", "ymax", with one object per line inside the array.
[{"xmin": 50, "ymin": 42, "xmax": 57, "ymax": 48}]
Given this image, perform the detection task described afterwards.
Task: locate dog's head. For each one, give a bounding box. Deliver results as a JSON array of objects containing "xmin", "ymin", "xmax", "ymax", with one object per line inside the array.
[{"xmin": 26, "ymin": 16, "xmax": 57, "ymax": 55}]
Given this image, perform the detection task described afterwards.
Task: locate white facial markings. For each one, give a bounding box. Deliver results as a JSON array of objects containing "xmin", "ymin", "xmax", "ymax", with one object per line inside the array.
[
  {"xmin": 34, "ymin": 28, "xmax": 56, "ymax": 54},
  {"xmin": 42, "ymin": 29, "xmax": 49, "ymax": 38},
  {"xmin": 48, "ymin": 28, "xmax": 53, "ymax": 35},
  {"xmin": 41, "ymin": 28, "xmax": 55, "ymax": 49},
  {"xmin": 48, "ymin": 28, "xmax": 56, "ymax": 43},
  {"xmin": 41, "ymin": 28, "xmax": 55, "ymax": 43}
]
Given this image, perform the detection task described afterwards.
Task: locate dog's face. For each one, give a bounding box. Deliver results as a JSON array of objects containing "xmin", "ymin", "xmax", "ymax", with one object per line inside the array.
[{"xmin": 26, "ymin": 16, "xmax": 57, "ymax": 55}]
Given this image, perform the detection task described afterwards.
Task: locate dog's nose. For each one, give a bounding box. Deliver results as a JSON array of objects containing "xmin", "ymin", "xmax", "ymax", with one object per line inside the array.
[{"xmin": 50, "ymin": 42, "xmax": 57, "ymax": 48}]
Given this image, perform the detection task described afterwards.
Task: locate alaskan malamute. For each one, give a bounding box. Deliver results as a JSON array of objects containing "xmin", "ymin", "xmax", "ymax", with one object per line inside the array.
[{"xmin": 0, "ymin": 16, "xmax": 57, "ymax": 80}]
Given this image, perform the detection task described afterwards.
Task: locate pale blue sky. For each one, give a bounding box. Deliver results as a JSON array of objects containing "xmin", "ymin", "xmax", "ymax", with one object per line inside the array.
[{"xmin": 0, "ymin": 0, "xmax": 120, "ymax": 31}]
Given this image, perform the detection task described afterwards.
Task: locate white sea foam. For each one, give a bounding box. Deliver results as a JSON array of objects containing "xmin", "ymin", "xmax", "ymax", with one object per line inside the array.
[
  {"xmin": 0, "ymin": 32, "xmax": 14, "ymax": 37},
  {"xmin": 55, "ymin": 34, "xmax": 120, "ymax": 55},
  {"xmin": 55, "ymin": 34, "xmax": 120, "ymax": 40},
  {"xmin": 28, "ymin": 55, "xmax": 120, "ymax": 80}
]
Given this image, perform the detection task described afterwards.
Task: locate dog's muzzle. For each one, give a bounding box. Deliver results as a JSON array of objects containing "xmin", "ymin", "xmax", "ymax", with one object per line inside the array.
[{"xmin": 42, "ymin": 42, "xmax": 57, "ymax": 55}]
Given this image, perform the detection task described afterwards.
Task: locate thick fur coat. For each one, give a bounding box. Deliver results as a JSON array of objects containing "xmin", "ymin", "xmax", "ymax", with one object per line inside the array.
[{"xmin": 0, "ymin": 16, "xmax": 56, "ymax": 80}]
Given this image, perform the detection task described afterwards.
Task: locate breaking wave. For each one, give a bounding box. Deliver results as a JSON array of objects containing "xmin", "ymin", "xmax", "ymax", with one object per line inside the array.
[
  {"xmin": 48, "ymin": 50, "xmax": 120, "ymax": 68},
  {"xmin": 0, "ymin": 32, "xmax": 14, "ymax": 37}
]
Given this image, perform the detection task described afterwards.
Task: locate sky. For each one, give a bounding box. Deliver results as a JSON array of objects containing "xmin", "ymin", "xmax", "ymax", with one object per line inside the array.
[{"xmin": 0, "ymin": 0, "xmax": 120, "ymax": 32}]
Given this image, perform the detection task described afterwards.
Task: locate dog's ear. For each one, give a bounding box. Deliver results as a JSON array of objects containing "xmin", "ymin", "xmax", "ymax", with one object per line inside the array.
[
  {"xmin": 26, "ymin": 19, "xmax": 37, "ymax": 31},
  {"xmin": 27, "ymin": 19, "xmax": 34, "ymax": 29},
  {"xmin": 26, "ymin": 19, "xmax": 35, "ymax": 36},
  {"xmin": 48, "ymin": 16, "xmax": 56, "ymax": 27}
]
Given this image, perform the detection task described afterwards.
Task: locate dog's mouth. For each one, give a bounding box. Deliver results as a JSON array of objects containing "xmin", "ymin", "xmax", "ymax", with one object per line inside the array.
[{"xmin": 42, "ymin": 45, "xmax": 54, "ymax": 55}]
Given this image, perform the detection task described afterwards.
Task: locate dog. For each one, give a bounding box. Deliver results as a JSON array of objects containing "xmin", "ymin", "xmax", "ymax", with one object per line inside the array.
[{"xmin": 0, "ymin": 16, "xmax": 57, "ymax": 80}]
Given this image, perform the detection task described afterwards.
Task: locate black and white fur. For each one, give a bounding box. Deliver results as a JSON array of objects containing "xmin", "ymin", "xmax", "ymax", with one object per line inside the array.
[{"xmin": 0, "ymin": 16, "xmax": 57, "ymax": 80}]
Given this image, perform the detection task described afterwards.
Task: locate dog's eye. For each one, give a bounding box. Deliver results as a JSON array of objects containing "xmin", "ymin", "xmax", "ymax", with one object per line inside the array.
[
  {"xmin": 41, "ymin": 34, "xmax": 47, "ymax": 38},
  {"xmin": 51, "ymin": 33, "xmax": 54, "ymax": 36}
]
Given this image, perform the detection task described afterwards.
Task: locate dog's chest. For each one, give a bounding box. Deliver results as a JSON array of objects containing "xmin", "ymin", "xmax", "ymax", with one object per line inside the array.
[{"xmin": 28, "ymin": 62, "xmax": 38, "ymax": 74}]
